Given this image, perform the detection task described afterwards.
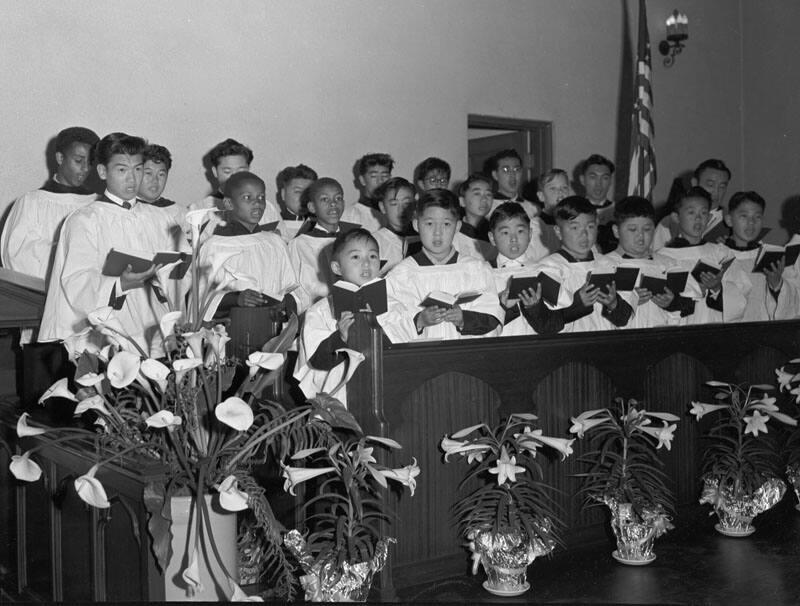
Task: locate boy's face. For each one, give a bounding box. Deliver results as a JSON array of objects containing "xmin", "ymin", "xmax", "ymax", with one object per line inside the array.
[
  {"xmin": 554, "ymin": 212, "xmax": 597, "ymax": 259},
  {"xmin": 225, "ymin": 180, "xmax": 266, "ymax": 230},
  {"xmin": 613, "ymin": 216, "xmax": 654, "ymax": 259},
  {"xmin": 459, "ymin": 180, "xmax": 493, "ymax": 220},
  {"xmin": 378, "ymin": 186, "xmax": 414, "ymax": 232},
  {"xmin": 330, "ymin": 237, "xmax": 381, "ymax": 287},
  {"xmin": 418, "ymin": 169, "xmax": 449, "ymax": 192},
  {"xmin": 97, "ymin": 153, "xmax": 143, "ymax": 201},
  {"xmin": 307, "ymin": 184, "xmax": 344, "ymax": 231},
  {"xmin": 694, "ymin": 167, "xmax": 729, "ymax": 207},
  {"xmin": 280, "ymin": 177, "xmax": 313, "ymax": 214},
  {"xmin": 672, "ymin": 196, "xmax": 710, "ymax": 241},
  {"xmin": 56, "ymin": 142, "xmax": 92, "ymax": 187},
  {"xmin": 492, "ymin": 157, "xmax": 522, "ymax": 198},
  {"xmin": 725, "ymin": 200, "xmax": 763, "ymax": 246},
  {"xmin": 580, "ymin": 163, "xmax": 612, "ymax": 204},
  {"xmin": 359, "ymin": 164, "xmax": 391, "ymax": 196},
  {"xmin": 138, "ymin": 160, "xmax": 169, "ymax": 202},
  {"xmin": 212, "ymin": 154, "xmax": 250, "ymax": 190},
  {"xmin": 413, "ymin": 206, "xmax": 460, "ymax": 262},
  {"xmin": 537, "ymin": 174, "xmax": 569, "ymax": 212},
  {"xmin": 489, "ymin": 216, "xmax": 531, "ymax": 260}
]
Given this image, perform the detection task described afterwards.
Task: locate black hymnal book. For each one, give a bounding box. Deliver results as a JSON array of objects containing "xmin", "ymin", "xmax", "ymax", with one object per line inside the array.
[
  {"xmin": 402, "ymin": 236, "xmax": 422, "ymax": 258},
  {"xmin": 102, "ymin": 248, "xmax": 192, "ymax": 279},
  {"xmin": 419, "ymin": 290, "xmax": 482, "ymax": 308},
  {"xmin": 752, "ymin": 243, "xmax": 800, "ymax": 273},
  {"xmin": 690, "ymin": 257, "xmax": 733, "ymax": 283},
  {"xmin": 507, "ymin": 273, "xmax": 560, "ymax": 306},
  {"xmin": 639, "ymin": 270, "xmax": 689, "ymax": 296},
  {"xmin": 612, "ymin": 266, "xmax": 640, "ymax": 291},
  {"xmin": 587, "ymin": 271, "xmax": 615, "ymax": 293},
  {"xmin": 330, "ymin": 278, "xmax": 387, "ymax": 317}
]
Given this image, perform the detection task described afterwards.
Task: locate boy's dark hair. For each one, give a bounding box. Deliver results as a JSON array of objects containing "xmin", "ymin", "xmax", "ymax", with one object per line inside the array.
[
  {"xmin": 488, "ymin": 202, "xmax": 531, "ymax": 231},
  {"xmin": 694, "ymin": 158, "xmax": 731, "ymax": 181},
  {"xmin": 580, "ymin": 154, "xmax": 615, "ymax": 175},
  {"xmin": 487, "ymin": 149, "xmax": 522, "ymax": 173},
  {"xmin": 554, "ymin": 195, "xmax": 597, "ymax": 222},
  {"xmin": 307, "ymin": 177, "xmax": 343, "ymax": 203},
  {"xmin": 94, "ymin": 132, "xmax": 146, "ymax": 166},
  {"xmin": 143, "ymin": 144, "xmax": 172, "ymax": 170},
  {"xmin": 374, "ymin": 177, "xmax": 415, "ymax": 203},
  {"xmin": 415, "ymin": 188, "xmax": 460, "ymax": 219},
  {"xmin": 208, "ymin": 138, "xmax": 254, "ymax": 167},
  {"xmin": 614, "ymin": 196, "xmax": 656, "ymax": 223},
  {"xmin": 276, "ymin": 164, "xmax": 318, "ymax": 190},
  {"xmin": 55, "ymin": 126, "xmax": 99, "ymax": 154},
  {"xmin": 537, "ymin": 168, "xmax": 568, "ymax": 191},
  {"xmin": 331, "ymin": 227, "xmax": 378, "ymax": 260},
  {"xmin": 415, "ymin": 157, "xmax": 451, "ymax": 182},
  {"xmin": 357, "ymin": 153, "xmax": 394, "ymax": 175},
  {"xmin": 675, "ymin": 186, "xmax": 712, "ymax": 211},
  {"xmin": 728, "ymin": 190, "xmax": 766, "ymax": 213},
  {"xmin": 223, "ymin": 171, "xmax": 265, "ymax": 197},
  {"xmin": 458, "ymin": 173, "xmax": 493, "ymax": 197}
]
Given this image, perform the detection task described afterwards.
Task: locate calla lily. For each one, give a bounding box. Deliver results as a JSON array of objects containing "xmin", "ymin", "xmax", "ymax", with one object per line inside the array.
[
  {"xmin": 529, "ymin": 434, "xmax": 575, "ymax": 460},
  {"xmin": 215, "ymin": 397, "xmax": 254, "ymax": 431},
  {"xmin": 281, "ymin": 464, "xmax": 337, "ymax": 495},
  {"xmin": 229, "ymin": 580, "xmax": 264, "ymax": 602},
  {"xmin": 74, "ymin": 464, "xmax": 111, "ymax": 508},
  {"xmin": 181, "ymin": 545, "xmax": 204, "ymax": 595},
  {"xmin": 689, "ymin": 401, "xmax": 729, "ymax": 419},
  {"xmin": 38, "ymin": 377, "xmax": 77, "ymax": 404},
  {"xmin": 145, "ymin": 410, "xmax": 183, "ymax": 430},
  {"xmin": 9, "ymin": 452, "xmax": 43, "ymax": 481},
  {"xmin": 17, "ymin": 413, "xmax": 46, "ymax": 437},
  {"xmin": 173, "ymin": 357, "xmax": 203, "ymax": 383},
  {"xmin": 378, "ymin": 458, "xmax": 421, "ymax": 496},
  {"xmin": 205, "ymin": 325, "xmax": 231, "ymax": 363},
  {"xmin": 641, "ymin": 421, "xmax": 677, "ymax": 450},
  {"xmin": 76, "ymin": 372, "xmax": 105, "ymax": 387},
  {"xmin": 62, "ymin": 327, "xmax": 99, "ymax": 360},
  {"xmin": 216, "ymin": 475, "xmax": 250, "ymax": 512},
  {"xmin": 245, "ymin": 352, "xmax": 285, "ymax": 377},
  {"xmin": 159, "ymin": 310, "xmax": 184, "ymax": 339},
  {"xmin": 183, "ymin": 330, "xmax": 206, "ymax": 359},
  {"xmin": 98, "ymin": 344, "xmax": 113, "ymax": 363},
  {"xmin": 74, "ymin": 395, "xmax": 111, "ymax": 416},
  {"xmin": 743, "ymin": 410, "xmax": 770, "ymax": 437},
  {"xmin": 106, "ymin": 351, "xmax": 141, "ymax": 388},
  {"xmin": 141, "ymin": 358, "xmax": 170, "ymax": 391},
  {"xmin": 488, "ymin": 447, "xmax": 525, "ymax": 485}
]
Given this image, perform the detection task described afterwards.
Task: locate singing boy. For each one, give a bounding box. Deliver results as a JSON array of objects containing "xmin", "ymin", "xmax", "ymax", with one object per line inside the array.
[
  {"xmin": 415, "ymin": 157, "xmax": 451, "ymax": 192},
  {"xmin": 341, "ymin": 152, "xmax": 393, "ymax": 231},
  {"xmin": 372, "ymin": 177, "xmax": 417, "ymax": 272},
  {"xmin": 488, "ymin": 149, "xmax": 538, "ymax": 220},
  {"xmin": 273, "ymin": 164, "xmax": 317, "ymax": 242},
  {"xmin": 578, "ymin": 154, "xmax": 616, "ymax": 253}
]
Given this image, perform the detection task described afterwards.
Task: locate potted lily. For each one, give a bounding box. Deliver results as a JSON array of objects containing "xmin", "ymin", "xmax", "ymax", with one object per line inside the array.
[
  {"xmin": 569, "ymin": 398, "xmax": 677, "ymax": 565},
  {"xmin": 440, "ymin": 413, "xmax": 574, "ymax": 597},
  {"xmin": 280, "ymin": 397, "xmax": 420, "ymax": 602},
  {"xmin": 774, "ymin": 361, "xmax": 800, "ymax": 510},
  {"xmin": 691, "ymin": 380, "xmax": 795, "ymax": 536}
]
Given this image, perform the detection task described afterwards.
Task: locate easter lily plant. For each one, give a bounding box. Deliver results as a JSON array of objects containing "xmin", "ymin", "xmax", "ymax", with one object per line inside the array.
[{"xmin": 776, "ymin": 359, "xmax": 800, "ymax": 506}]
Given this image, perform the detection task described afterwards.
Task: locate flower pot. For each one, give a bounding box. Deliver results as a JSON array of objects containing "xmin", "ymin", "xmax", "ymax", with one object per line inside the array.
[
  {"xmin": 469, "ymin": 529, "xmax": 553, "ymax": 597},
  {"xmin": 606, "ymin": 500, "xmax": 671, "ymax": 565},
  {"xmin": 164, "ymin": 494, "xmax": 238, "ymax": 601},
  {"xmin": 700, "ymin": 476, "xmax": 786, "ymax": 537},
  {"xmin": 788, "ymin": 464, "xmax": 800, "ymax": 512}
]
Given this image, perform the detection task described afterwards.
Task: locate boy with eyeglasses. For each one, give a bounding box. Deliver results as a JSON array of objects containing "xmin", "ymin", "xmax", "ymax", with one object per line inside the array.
[
  {"xmin": 415, "ymin": 157, "xmax": 451, "ymax": 192},
  {"xmin": 488, "ymin": 149, "xmax": 538, "ymax": 221}
]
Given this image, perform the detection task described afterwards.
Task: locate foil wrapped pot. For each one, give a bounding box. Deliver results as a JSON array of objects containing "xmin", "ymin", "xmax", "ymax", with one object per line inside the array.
[
  {"xmin": 469, "ymin": 527, "xmax": 554, "ymax": 593},
  {"xmin": 788, "ymin": 464, "xmax": 800, "ymax": 509},
  {"xmin": 603, "ymin": 497, "xmax": 673, "ymax": 562},
  {"xmin": 699, "ymin": 475, "xmax": 786, "ymax": 534}
]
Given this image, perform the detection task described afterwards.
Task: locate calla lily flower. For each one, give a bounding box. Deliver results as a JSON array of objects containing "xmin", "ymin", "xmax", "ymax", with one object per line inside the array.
[
  {"xmin": 74, "ymin": 395, "xmax": 111, "ymax": 416},
  {"xmin": 159, "ymin": 310, "xmax": 184, "ymax": 339},
  {"xmin": 76, "ymin": 372, "xmax": 105, "ymax": 387},
  {"xmin": 743, "ymin": 410, "xmax": 770, "ymax": 437},
  {"xmin": 205, "ymin": 325, "xmax": 231, "ymax": 363},
  {"xmin": 228, "ymin": 578, "xmax": 264, "ymax": 601},
  {"xmin": 488, "ymin": 447, "xmax": 525, "ymax": 486},
  {"xmin": 173, "ymin": 357, "xmax": 204, "ymax": 383},
  {"xmin": 145, "ymin": 410, "xmax": 183, "ymax": 430},
  {"xmin": 641, "ymin": 421, "xmax": 677, "ymax": 450},
  {"xmin": 9, "ymin": 452, "xmax": 43, "ymax": 481},
  {"xmin": 245, "ymin": 352, "xmax": 285, "ymax": 377},
  {"xmin": 17, "ymin": 413, "xmax": 46, "ymax": 437},
  {"xmin": 62, "ymin": 327, "xmax": 99, "ymax": 360},
  {"xmin": 106, "ymin": 351, "xmax": 141, "ymax": 388},
  {"xmin": 38, "ymin": 377, "xmax": 77, "ymax": 404},
  {"xmin": 141, "ymin": 358, "xmax": 170, "ymax": 391},
  {"xmin": 530, "ymin": 434, "xmax": 575, "ymax": 460},
  {"xmin": 183, "ymin": 330, "xmax": 206, "ymax": 359},
  {"xmin": 215, "ymin": 397, "xmax": 254, "ymax": 431},
  {"xmin": 181, "ymin": 545, "xmax": 204, "ymax": 595},
  {"xmin": 689, "ymin": 401, "xmax": 729, "ymax": 419},
  {"xmin": 281, "ymin": 464, "xmax": 337, "ymax": 495},
  {"xmin": 74, "ymin": 464, "xmax": 111, "ymax": 508},
  {"xmin": 216, "ymin": 475, "xmax": 250, "ymax": 512},
  {"xmin": 379, "ymin": 458, "xmax": 421, "ymax": 496}
]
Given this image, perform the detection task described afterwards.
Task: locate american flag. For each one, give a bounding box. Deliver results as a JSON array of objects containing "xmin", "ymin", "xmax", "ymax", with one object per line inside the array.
[{"xmin": 627, "ymin": 0, "xmax": 656, "ymax": 199}]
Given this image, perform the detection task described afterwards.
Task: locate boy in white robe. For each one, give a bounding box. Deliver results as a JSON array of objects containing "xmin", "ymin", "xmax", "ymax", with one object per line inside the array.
[
  {"xmin": 458, "ymin": 173, "xmax": 497, "ymax": 262},
  {"xmin": 380, "ymin": 189, "xmax": 502, "ymax": 342},
  {"xmin": 487, "ymin": 149, "xmax": 539, "ymax": 220},
  {"xmin": 372, "ymin": 177, "xmax": 417, "ymax": 273},
  {"xmin": 272, "ymin": 164, "xmax": 317, "ymax": 243},
  {"xmin": 288, "ymin": 177, "xmax": 360, "ymax": 304},
  {"xmin": 1, "ymin": 126, "xmax": 99, "ymax": 280},
  {"xmin": 533, "ymin": 168, "xmax": 570, "ymax": 256},
  {"xmin": 523, "ymin": 196, "xmax": 633, "ymax": 334},
  {"xmin": 40, "ymin": 133, "xmax": 185, "ymax": 358},
  {"xmin": 340, "ymin": 153, "xmax": 392, "ymax": 232}
]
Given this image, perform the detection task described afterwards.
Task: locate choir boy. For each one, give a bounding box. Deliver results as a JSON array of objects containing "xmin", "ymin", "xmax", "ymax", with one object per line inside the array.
[
  {"xmin": 137, "ymin": 144, "xmax": 185, "ymax": 232},
  {"xmin": 457, "ymin": 173, "xmax": 496, "ymax": 260},
  {"xmin": 415, "ymin": 156, "xmax": 451, "ymax": 192},
  {"xmin": 274, "ymin": 164, "xmax": 317, "ymax": 242},
  {"xmin": 372, "ymin": 177, "xmax": 417, "ymax": 272},
  {"xmin": 578, "ymin": 154, "xmax": 616, "ymax": 253},
  {"xmin": 529, "ymin": 168, "xmax": 569, "ymax": 257},
  {"xmin": 488, "ymin": 149, "xmax": 538, "ymax": 219},
  {"xmin": 341, "ymin": 153, "xmax": 393, "ymax": 231}
]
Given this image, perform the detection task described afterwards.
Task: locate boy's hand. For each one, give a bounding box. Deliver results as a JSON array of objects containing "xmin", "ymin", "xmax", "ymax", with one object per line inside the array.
[
  {"xmin": 499, "ymin": 286, "xmax": 514, "ymax": 309},
  {"xmin": 442, "ymin": 306, "xmax": 464, "ymax": 330},
  {"xmin": 417, "ymin": 305, "xmax": 447, "ymax": 329},
  {"xmin": 699, "ymin": 270, "xmax": 723, "ymax": 295},
  {"xmin": 596, "ymin": 281, "xmax": 618, "ymax": 311},
  {"xmin": 237, "ymin": 289, "xmax": 266, "ymax": 307},
  {"xmin": 577, "ymin": 275, "xmax": 601, "ymax": 307},
  {"xmin": 652, "ymin": 286, "xmax": 675, "ymax": 309},
  {"xmin": 518, "ymin": 285, "xmax": 541, "ymax": 309},
  {"xmin": 121, "ymin": 263, "xmax": 159, "ymax": 291},
  {"xmin": 765, "ymin": 259, "xmax": 785, "ymax": 292},
  {"xmin": 338, "ymin": 311, "xmax": 355, "ymax": 341},
  {"xmin": 634, "ymin": 286, "xmax": 653, "ymax": 305}
]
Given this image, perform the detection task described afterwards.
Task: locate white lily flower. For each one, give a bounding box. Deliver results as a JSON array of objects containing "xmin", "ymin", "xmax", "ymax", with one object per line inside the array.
[
  {"xmin": 181, "ymin": 544, "xmax": 204, "ymax": 595},
  {"xmin": 140, "ymin": 358, "xmax": 170, "ymax": 391},
  {"xmin": 205, "ymin": 325, "xmax": 231, "ymax": 363},
  {"xmin": 76, "ymin": 372, "xmax": 105, "ymax": 387},
  {"xmin": 245, "ymin": 352, "xmax": 285, "ymax": 377},
  {"xmin": 365, "ymin": 435, "xmax": 402, "ymax": 449},
  {"xmin": 440, "ymin": 437, "xmax": 491, "ymax": 462},
  {"xmin": 215, "ymin": 397, "xmax": 254, "ymax": 431},
  {"xmin": 173, "ymin": 357, "xmax": 203, "ymax": 383},
  {"xmin": 74, "ymin": 464, "xmax": 111, "ymax": 508},
  {"xmin": 743, "ymin": 410, "xmax": 770, "ymax": 437},
  {"xmin": 764, "ymin": 410, "xmax": 798, "ymax": 426},
  {"xmin": 182, "ymin": 330, "xmax": 206, "ymax": 359},
  {"xmin": 98, "ymin": 344, "xmax": 113, "ymax": 363},
  {"xmin": 749, "ymin": 397, "xmax": 778, "ymax": 413},
  {"xmin": 281, "ymin": 464, "xmax": 337, "ymax": 495},
  {"xmin": 106, "ymin": 351, "xmax": 141, "ymax": 388},
  {"xmin": 689, "ymin": 401, "xmax": 729, "ymax": 419},
  {"xmin": 569, "ymin": 411, "xmax": 609, "ymax": 438},
  {"xmin": 17, "ymin": 413, "xmax": 46, "ymax": 437},
  {"xmin": 775, "ymin": 367, "xmax": 797, "ymax": 391},
  {"xmin": 791, "ymin": 385, "xmax": 800, "ymax": 404},
  {"xmin": 159, "ymin": 310, "xmax": 184, "ymax": 339},
  {"xmin": 488, "ymin": 447, "xmax": 525, "ymax": 485},
  {"xmin": 62, "ymin": 327, "xmax": 99, "ymax": 360},
  {"xmin": 450, "ymin": 423, "xmax": 488, "ymax": 439},
  {"xmin": 9, "ymin": 452, "xmax": 43, "ymax": 481},
  {"xmin": 378, "ymin": 458, "xmax": 421, "ymax": 496},
  {"xmin": 228, "ymin": 578, "xmax": 264, "ymax": 601},
  {"xmin": 216, "ymin": 475, "xmax": 250, "ymax": 511},
  {"xmin": 145, "ymin": 410, "xmax": 183, "ymax": 431},
  {"xmin": 38, "ymin": 377, "xmax": 77, "ymax": 404},
  {"xmin": 530, "ymin": 434, "xmax": 575, "ymax": 460},
  {"xmin": 643, "ymin": 411, "xmax": 681, "ymax": 422},
  {"xmin": 74, "ymin": 395, "xmax": 111, "ymax": 416},
  {"xmin": 641, "ymin": 421, "xmax": 677, "ymax": 450}
]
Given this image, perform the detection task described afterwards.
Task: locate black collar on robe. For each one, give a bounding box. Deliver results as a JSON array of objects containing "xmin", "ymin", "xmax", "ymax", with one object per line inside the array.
[
  {"xmin": 622, "ymin": 253, "xmax": 653, "ymax": 260},
  {"xmin": 41, "ymin": 178, "xmax": 93, "ymax": 195},
  {"xmin": 280, "ymin": 207, "xmax": 305, "ymax": 221},
  {"xmin": 294, "ymin": 220, "xmax": 360, "ymax": 239},
  {"xmin": 143, "ymin": 196, "xmax": 176, "ymax": 208},
  {"xmin": 357, "ymin": 194, "xmax": 380, "ymax": 211},
  {"xmin": 557, "ymin": 248, "xmax": 594, "ymax": 263},
  {"xmin": 460, "ymin": 220, "xmax": 490, "ymax": 242},
  {"xmin": 96, "ymin": 192, "xmax": 139, "ymax": 209},
  {"xmin": 387, "ymin": 224, "xmax": 417, "ymax": 238},
  {"xmin": 723, "ymin": 237, "xmax": 760, "ymax": 251},
  {"xmin": 664, "ymin": 235, "xmax": 701, "ymax": 249},
  {"xmin": 494, "ymin": 192, "xmax": 524, "ymax": 203},
  {"xmin": 411, "ymin": 249, "xmax": 459, "ymax": 266},
  {"xmin": 214, "ymin": 219, "xmax": 270, "ymax": 237}
]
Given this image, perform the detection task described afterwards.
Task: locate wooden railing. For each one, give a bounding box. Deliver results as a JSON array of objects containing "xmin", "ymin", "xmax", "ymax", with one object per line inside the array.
[{"xmin": 346, "ymin": 317, "xmax": 800, "ymax": 594}]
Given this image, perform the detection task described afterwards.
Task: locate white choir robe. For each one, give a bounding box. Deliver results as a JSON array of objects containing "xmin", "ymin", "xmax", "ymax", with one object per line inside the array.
[
  {"xmin": 194, "ymin": 231, "xmax": 310, "ymax": 321},
  {"xmin": 527, "ymin": 217, "xmax": 558, "ymax": 260},
  {"xmin": 454, "ymin": 232, "xmax": 496, "ymax": 261},
  {"xmin": 722, "ymin": 247, "xmax": 800, "ymax": 322},
  {"xmin": 652, "ymin": 208, "xmax": 725, "ymax": 252},
  {"xmin": 274, "ymin": 218, "xmax": 307, "ymax": 243},
  {"xmin": 656, "ymin": 242, "xmax": 730, "ymax": 325},
  {"xmin": 1, "ymin": 188, "xmax": 96, "ymax": 280},
  {"xmin": 600, "ymin": 251, "xmax": 682, "ymax": 329},
  {"xmin": 530, "ymin": 253, "xmax": 622, "ymax": 333},
  {"xmin": 491, "ymin": 255, "xmax": 542, "ymax": 336},
  {"xmin": 341, "ymin": 202, "xmax": 384, "ymax": 232},
  {"xmin": 379, "ymin": 253, "xmax": 503, "ymax": 343},
  {"xmin": 374, "ymin": 228, "xmax": 405, "ymax": 275},
  {"xmin": 287, "ymin": 231, "xmax": 338, "ymax": 303},
  {"xmin": 187, "ymin": 194, "xmax": 281, "ymax": 242},
  {"xmin": 39, "ymin": 201, "xmax": 186, "ymax": 358}
]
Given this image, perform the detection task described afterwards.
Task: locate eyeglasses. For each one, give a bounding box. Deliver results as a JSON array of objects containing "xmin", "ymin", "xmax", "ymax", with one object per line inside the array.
[
  {"xmin": 499, "ymin": 166, "xmax": 522, "ymax": 174},
  {"xmin": 424, "ymin": 176, "xmax": 449, "ymax": 186}
]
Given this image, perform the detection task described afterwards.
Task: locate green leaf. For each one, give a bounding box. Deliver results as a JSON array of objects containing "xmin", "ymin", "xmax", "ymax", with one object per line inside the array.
[{"xmin": 142, "ymin": 482, "xmax": 173, "ymax": 573}]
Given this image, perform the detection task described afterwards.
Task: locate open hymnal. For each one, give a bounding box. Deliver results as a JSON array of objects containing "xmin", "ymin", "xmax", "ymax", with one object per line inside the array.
[
  {"xmin": 419, "ymin": 290, "xmax": 481, "ymax": 308},
  {"xmin": 690, "ymin": 257, "xmax": 734, "ymax": 283},
  {"xmin": 752, "ymin": 243, "xmax": 800, "ymax": 273},
  {"xmin": 639, "ymin": 269, "xmax": 689, "ymax": 296},
  {"xmin": 507, "ymin": 273, "xmax": 560, "ymax": 306},
  {"xmin": 331, "ymin": 278, "xmax": 387, "ymax": 317},
  {"xmin": 102, "ymin": 248, "xmax": 191, "ymax": 279},
  {"xmin": 586, "ymin": 266, "xmax": 640, "ymax": 293}
]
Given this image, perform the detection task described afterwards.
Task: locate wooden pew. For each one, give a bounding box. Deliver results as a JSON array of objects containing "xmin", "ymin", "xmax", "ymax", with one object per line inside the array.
[{"xmin": 347, "ymin": 316, "xmax": 800, "ymax": 594}]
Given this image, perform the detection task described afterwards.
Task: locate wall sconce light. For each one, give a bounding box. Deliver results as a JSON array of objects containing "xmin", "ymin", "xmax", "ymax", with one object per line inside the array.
[{"xmin": 658, "ymin": 10, "xmax": 688, "ymax": 67}]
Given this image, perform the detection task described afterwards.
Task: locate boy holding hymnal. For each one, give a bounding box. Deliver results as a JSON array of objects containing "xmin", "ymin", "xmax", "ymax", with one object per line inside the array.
[
  {"xmin": 380, "ymin": 189, "xmax": 502, "ymax": 342},
  {"xmin": 294, "ymin": 228, "xmax": 385, "ymax": 405},
  {"xmin": 524, "ymin": 196, "xmax": 633, "ymax": 334}
]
